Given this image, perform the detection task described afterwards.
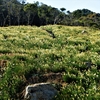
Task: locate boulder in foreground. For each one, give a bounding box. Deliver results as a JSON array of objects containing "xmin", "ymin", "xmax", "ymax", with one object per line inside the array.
[{"xmin": 24, "ymin": 83, "xmax": 58, "ymax": 100}]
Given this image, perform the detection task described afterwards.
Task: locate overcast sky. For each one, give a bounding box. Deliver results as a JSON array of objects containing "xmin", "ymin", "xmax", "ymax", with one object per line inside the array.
[{"xmin": 26, "ymin": 0, "xmax": 100, "ymax": 13}]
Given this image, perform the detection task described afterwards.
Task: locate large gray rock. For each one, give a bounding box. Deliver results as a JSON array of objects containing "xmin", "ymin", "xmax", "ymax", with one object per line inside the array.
[{"xmin": 24, "ymin": 83, "xmax": 58, "ymax": 100}]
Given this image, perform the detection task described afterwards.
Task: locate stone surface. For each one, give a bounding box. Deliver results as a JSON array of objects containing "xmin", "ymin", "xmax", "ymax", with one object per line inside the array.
[{"xmin": 24, "ymin": 83, "xmax": 58, "ymax": 100}]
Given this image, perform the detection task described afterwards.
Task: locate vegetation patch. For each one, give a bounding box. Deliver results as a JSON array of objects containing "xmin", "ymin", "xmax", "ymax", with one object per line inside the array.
[{"xmin": 0, "ymin": 25, "xmax": 100, "ymax": 100}]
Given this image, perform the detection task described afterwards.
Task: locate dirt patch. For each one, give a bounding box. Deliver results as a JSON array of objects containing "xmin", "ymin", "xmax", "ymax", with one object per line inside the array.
[{"xmin": 27, "ymin": 72, "xmax": 64, "ymax": 84}]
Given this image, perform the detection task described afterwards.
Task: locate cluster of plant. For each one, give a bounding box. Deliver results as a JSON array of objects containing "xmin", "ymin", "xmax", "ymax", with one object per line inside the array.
[
  {"xmin": 71, "ymin": 9, "xmax": 100, "ymax": 28},
  {"xmin": 0, "ymin": 0, "xmax": 100, "ymax": 28},
  {"xmin": 0, "ymin": 25, "xmax": 100, "ymax": 99}
]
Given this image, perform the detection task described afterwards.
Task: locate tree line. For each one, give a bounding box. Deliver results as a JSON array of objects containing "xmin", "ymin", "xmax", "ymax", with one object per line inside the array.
[{"xmin": 0, "ymin": 0, "xmax": 100, "ymax": 28}]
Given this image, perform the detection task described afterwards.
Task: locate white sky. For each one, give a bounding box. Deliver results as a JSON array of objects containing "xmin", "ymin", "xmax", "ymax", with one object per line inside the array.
[{"xmin": 26, "ymin": 0, "xmax": 100, "ymax": 13}]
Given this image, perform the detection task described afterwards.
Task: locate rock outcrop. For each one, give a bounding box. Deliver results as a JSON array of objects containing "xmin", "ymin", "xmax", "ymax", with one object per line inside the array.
[{"xmin": 24, "ymin": 83, "xmax": 58, "ymax": 100}]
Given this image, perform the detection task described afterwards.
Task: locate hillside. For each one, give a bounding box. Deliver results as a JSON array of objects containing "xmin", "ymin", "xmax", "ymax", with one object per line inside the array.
[{"xmin": 0, "ymin": 25, "xmax": 100, "ymax": 99}]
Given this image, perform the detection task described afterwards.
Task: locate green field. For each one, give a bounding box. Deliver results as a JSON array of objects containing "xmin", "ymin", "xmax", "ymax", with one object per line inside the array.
[{"xmin": 0, "ymin": 25, "xmax": 100, "ymax": 100}]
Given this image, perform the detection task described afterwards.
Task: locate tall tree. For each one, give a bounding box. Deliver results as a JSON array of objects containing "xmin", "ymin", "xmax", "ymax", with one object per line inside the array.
[
  {"xmin": 60, "ymin": 8, "xmax": 66, "ymax": 12},
  {"xmin": 38, "ymin": 4, "xmax": 48, "ymax": 25},
  {"xmin": 49, "ymin": 7, "xmax": 60, "ymax": 24},
  {"xmin": 24, "ymin": 3, "xmax": 38, "ymax": 25},
  {"xmin": 0, "ymin": 0, "xmax": 8, "ymax": 26}
]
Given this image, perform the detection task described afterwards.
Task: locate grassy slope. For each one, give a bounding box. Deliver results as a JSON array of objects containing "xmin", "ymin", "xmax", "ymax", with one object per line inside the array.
[{"xmin": 0, "ymin": 25, "xmax": 100, "ymax": 99}]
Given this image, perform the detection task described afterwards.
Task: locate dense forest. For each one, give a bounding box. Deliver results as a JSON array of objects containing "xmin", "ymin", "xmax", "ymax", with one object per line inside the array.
[{"xmin": 0, "ymin": 0, "xmax": 100, "ymax": 28}]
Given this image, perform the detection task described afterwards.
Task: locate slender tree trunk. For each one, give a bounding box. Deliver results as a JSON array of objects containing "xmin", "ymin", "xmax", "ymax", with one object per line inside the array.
[
  {"xmin": 27, "ymin": 13, "xmax": 30, "ymax": 25},
  {"xmin": 8, "ymin": 13, "xmax": 11, "ymax": 26},
  {"xmin": 17, "ymin": 15, "xmax": 20, "ymax": 25},
  {"xmin": 1, "ymin": 13, "xmax": 8, "ymax": 26},
  {"xmin": 30, "ymin": 14, "xmax": 36, "ymax": 25}
]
